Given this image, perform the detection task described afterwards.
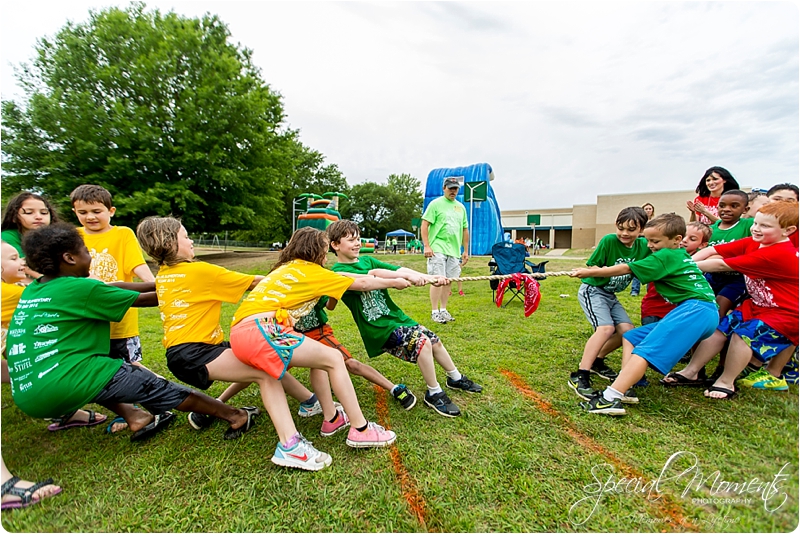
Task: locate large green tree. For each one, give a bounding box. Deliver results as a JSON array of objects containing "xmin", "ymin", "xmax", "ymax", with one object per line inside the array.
[
  {"xmin": 1, "ymin": 3, "xmax": 304, "ymax": 240},
  {"xmin": 342, "ymin": 173, "xmax": 422, "ymax": 238}
]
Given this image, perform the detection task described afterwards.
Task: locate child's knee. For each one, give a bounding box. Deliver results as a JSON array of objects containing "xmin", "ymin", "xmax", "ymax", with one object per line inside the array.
[
  {"xmin": 595, "ymin": 324, "xmax": 616, "ymax": 337},
  {"xmin": 344, "ymin": 357, "xmax": 361, "ymax": 374}
]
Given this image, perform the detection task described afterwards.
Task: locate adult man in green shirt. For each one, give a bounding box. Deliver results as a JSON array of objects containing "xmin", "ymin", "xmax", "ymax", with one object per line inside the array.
[{"xmin": 421, "ymin": 177, "xmax": 469, "ymax": 324}]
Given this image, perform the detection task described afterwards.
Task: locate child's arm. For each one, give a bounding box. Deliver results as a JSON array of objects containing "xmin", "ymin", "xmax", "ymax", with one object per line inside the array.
[
  {"xmin": 691, "ymin": 246, "xmax": 720, "ymax": 262},
  {"xmin": 369, "ymin": 267, "xmax": 447, "ymax": 287},
  {"xmin": 571, "ymin": 264, "xmax": 632, "ymax": 278},
  {"xmin": 133, "ymin": 263, "xmax": 155, "ymax": 283},
  {"xmin": 326, "ymin": 297, "xmax": 338, "ymax": 310},
  {"xmin": 345, "ymin": 273, "xmax": 411, "ymax": 292},
  {"xmin": 248, "ymin": 275, "xmax": 265, "ymax": 291},
  {"xmin": 109, "ymin": 281, "xmax": 156, "ymax": 293},
  {"xmin": 131, "ymin": 292, "xmax": 158, "ymax": 307},
  {"xmin": 695, "ymin": 259, "xmax": 734, "ymax": 273}
]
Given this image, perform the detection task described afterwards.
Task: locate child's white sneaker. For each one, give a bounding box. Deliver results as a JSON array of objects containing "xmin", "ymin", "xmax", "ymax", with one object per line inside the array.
[{"xmin": 272, "ymin": 435, "xmax": 332, "ymax": 471}]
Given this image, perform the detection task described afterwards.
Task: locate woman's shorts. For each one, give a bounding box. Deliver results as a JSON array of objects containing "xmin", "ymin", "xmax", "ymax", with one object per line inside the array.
[
  {"xmin": 382, "ymin": 325, "xmax": 440, "ymax": 363},
  {"xmin": 166, "ymin": 342, "xmax": 230, "ymax": 390},
  {"xmin": 299, "ymin": 325, "xmax": 353, "ymax": 360},
  {"xmin": 91, "ymin": 364, "xmax": 191, "ymax": 414},
  {"xmin": 718, "ymin": 310, "xmax": 794, "ymax": 362},
  {"xmin": 230, "ymin": 317, "xmax": 304, "ymax": 380}
]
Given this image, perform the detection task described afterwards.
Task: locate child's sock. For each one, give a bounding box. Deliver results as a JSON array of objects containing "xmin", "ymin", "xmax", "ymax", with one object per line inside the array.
[
  {"xmin": 440, "ymin": 307, "xmax": 448, "ymax": 314},
  {"xmin": 602, "ymin": 387, "xmax": 624, "ymax": 403},
  {"xmin": 328, "ymin": 411, "xmax": 340, "ymax": 423},
  {"xmin": 356, "ymin": 422, "xmax": 369, "ymax": 432},
  {"xmin": 446, "ymin": 368, "xmax": 462, "ymax": 382},
  {"xmin": 282, "ymin": 432, "xmax": 301, "ymax": 449},
  {"xmin": 427, "ymin": 384, "xmax": 443, "ymax": 395},
  {"xmin": 300, "ymin": 393, "xmax": 317, "ymax": 407}
]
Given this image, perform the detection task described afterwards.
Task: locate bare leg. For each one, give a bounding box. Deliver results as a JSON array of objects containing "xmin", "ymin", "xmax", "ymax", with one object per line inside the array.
[
  {"xmin": 289, "ymin": 339, "xmax": 368, "ymax": 429},
  {"xmin": 205, "ymin": 351, "xmax": 297, "ymax": 443},
  {"xmin": 608, "ymin": 340, "xmax": 647, "ymax": 393},
  {"xmin": 345, "ymin": 358, "xmax": 395, "ymax": 391},
  {"xmin": 1, "ymin": 360, "xmax": 8, "ymax": 384},
  {"xmin": 280, "ymin": 373, "xmax": 314, "ymax": 403},
  {"xmin": 579, "ymin": 325, "xmax": 618, "ymax": 370},
  {"xmin": 667, "ymin": 330, "xmax": 727, "ymax": 382},
  {"xmin": 309, "ymin": 369, "xmax": 338, "ymax": 420},
  {"xmin": 766, "ymin": 345, "xmax": 797, "ymax": 378},
  {"xmin": 716, "ymin": 295, "xmax": 734, "ymax": 319},
  {"xmin": 597, "ymin": 332, "xmax": 623, "ymax": 360},
  {"xmin": 430, "ymin": 340, "xmax": 456, "ymax": 372},
  {"xmin": 429, "ymin": 284, "xmax": 443, "ymax": 311},
  {"xmin": 217, "ymin": 382, "xmax": 250, "ymax": 404},
  {"xmin": 706, "ymin": 334, "xmax": 751, "ymax": 398}
]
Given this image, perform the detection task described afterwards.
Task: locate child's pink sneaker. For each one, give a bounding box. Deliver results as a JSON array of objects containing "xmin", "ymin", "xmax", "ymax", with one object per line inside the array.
[
  {"xmin": 345, "ymin": 422, "xmax": 396, "ymax": 448},
  {"xmin": 320, "ymin": 409, "xmax": 350, "ymax": 437}
]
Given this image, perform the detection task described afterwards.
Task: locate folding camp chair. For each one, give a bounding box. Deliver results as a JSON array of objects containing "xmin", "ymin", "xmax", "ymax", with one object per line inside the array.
[{"xmin": 488, "ymin": 242, "xmax": 548, "ymax": 306}]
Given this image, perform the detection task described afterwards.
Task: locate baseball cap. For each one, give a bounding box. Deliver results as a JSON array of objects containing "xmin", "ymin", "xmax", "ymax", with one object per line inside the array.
[{"xmin": 443, "ymin": 177, "xmax": 461, "ymax": 189}]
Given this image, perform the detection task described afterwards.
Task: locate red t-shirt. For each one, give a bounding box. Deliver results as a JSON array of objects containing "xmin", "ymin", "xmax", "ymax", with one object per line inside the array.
[
  {"xmin": 716, "ymin": 238, "xmax": 799, "ymax": 345},
  {"xmin": 640, "ymin": 282, "xmax": 676, "ymax": 320},
  {"xmin": 790, "ymin": 231, "xmax": 798, "ymax": 249},
  {"xmin": 692, "ymin": 195, "xmax": 720, "ymax": 225}
]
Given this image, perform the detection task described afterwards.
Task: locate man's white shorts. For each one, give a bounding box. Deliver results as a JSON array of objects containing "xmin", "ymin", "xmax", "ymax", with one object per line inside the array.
[{"xmin": 427, "ymin": 252, "xmax": 461, "ymax": 278}]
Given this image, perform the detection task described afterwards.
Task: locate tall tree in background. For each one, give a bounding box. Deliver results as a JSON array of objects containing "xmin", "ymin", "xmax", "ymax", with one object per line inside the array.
[
  {"xmin": 343, "ymin": 173, "xmax": 422, "ymax": 238},
  {"xmin": 1, "ymin": 3, "xmax": 304, "ymax": 240}
]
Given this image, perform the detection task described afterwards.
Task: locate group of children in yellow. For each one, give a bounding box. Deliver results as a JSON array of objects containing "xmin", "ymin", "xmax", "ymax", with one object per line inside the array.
[
  {"xmin": 0, "ymin": 183, "xmax": 484, "ymax": 492},
  {"xmin": 568, "ymin": 171, "xmax": 798, "ymax": 415},
  {"xmin": 0, "ymin": 173, "xmax": 797, "ymax": 508}
]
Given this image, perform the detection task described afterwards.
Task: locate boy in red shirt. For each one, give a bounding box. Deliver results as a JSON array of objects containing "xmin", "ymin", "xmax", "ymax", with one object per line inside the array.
[{"xmin": 664, "ymin": 201, "xmax": 798, "ymax": 398}]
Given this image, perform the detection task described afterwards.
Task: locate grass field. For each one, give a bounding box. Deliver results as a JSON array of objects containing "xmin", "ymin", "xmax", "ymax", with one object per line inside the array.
[{"xmin": 2, "ymin": 253, "xmax": 797, "ymax": 532}]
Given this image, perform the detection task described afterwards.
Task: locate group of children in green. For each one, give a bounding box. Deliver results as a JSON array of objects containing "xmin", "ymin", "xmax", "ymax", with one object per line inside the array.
[{"xmin": 0, "ymin": 170, "xmax": 797, "ymax": 508}]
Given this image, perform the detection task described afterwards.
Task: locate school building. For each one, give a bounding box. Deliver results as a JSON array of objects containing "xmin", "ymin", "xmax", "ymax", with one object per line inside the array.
[{"xmin": 500, "ymin": 187, "xmax": 746, "ymax": 249}]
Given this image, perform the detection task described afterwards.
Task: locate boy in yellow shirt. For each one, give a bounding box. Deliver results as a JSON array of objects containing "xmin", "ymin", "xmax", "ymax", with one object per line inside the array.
[{"xmin": 70, "ymin": 185, "xmax": 155, "ymax": 367}]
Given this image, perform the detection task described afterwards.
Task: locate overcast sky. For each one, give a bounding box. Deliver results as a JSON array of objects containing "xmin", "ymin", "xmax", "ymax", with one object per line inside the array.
[{"xmin": 2, "ymin": 1, "xmax": 798, "ymax": 210}]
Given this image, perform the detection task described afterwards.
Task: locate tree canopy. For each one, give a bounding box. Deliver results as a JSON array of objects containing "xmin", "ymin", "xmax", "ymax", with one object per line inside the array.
[
  {"xmin": 1, "ymin": 2, "xmax": 337, "ymax": 241},
  {"xmin": 342, "ymin": 173, "xmax": 423, "ymax": 238}
]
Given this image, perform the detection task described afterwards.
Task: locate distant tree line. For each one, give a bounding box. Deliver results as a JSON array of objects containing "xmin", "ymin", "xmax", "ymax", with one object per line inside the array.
[{"xmin": 1, "ymin": 3, "xmax": 422, "ymax": 242}]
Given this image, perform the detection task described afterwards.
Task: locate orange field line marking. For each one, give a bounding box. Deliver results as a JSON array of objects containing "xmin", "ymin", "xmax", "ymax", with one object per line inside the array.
[
  {"xmin": 500, "ymin": 369, "xmax": 698, "ymax": 531},
  {"xmin": 373, "ymin": 385, "xmax": 430, "ymax": 531}
]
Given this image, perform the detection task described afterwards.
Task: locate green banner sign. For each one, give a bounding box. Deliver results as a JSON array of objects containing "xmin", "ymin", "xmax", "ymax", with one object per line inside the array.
[
  {"xmin": 527, "ymin": 214, "xmax": 541, "ymax": 225},
  {"xmin": 464, "ymin": 181, "xmax": 488, "ymax": 202}
]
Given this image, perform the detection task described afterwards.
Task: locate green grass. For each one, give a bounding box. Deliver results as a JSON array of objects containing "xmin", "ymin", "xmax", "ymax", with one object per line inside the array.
[{"xmin": 2, "ymin": 254, "xmax": 797, "ymax": 532}]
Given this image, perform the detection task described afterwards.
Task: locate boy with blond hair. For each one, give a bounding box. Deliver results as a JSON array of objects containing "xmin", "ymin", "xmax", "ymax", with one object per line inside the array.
[{"xmin": 70, "ymin": 185, "xmax": 154, "ymax": 370}]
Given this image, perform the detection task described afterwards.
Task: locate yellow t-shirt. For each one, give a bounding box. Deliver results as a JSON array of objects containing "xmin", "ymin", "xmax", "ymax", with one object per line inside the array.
[
  {"xmin": 78, "ymin": 226, "xmax": 147, "ymax": 339},
  {"xmin": 232, "ymin": 260, "xmax": 353, "ymax": 327},
  {"xmin": 1, "ymin": 281, "xmax": 25, "ymax": 355},
  {"xmin": 157, "ymin": 261, "xmax": 254, "ymax": 348}
]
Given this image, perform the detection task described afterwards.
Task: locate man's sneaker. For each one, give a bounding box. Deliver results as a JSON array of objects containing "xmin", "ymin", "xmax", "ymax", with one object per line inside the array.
[
  {"xmin": 752, "ymin": 374, "xmax": 789, "ymax": 391},
  {"xmin": 446, "ymin": 375, "xmax": 483, "ymax": 393},
  {"xmin": 620, "ymin": 388, "xmax": 639, "ymax": 404},
  {"xmin": 345, "ymin": 422, "xmax": 397, "ymax": 448},
  {"xmin": 272, "ymin": 434, "xmax": 332, "ymax": 471},
  {"xmin": 568, "ymin": 372, "xmax": 595, "ymax": 401},
  {"xmin": 736, "ymin": 367, "xmax": 770, "ymax": 388},
  {"xmin": 298, "ymin": 400, "xmax": 341, "ymax": 418},
  {"xmin": 320, "ymin": 409, "xmax": 350, "ymax": 437},
  {"xmin": 431, "ymin": 310, "xmax": 447, "ymax": 324},
  {"xmin": 392, "ymin": 384, "xmax": 417, "ymax": 410},
  {"xmin": 580, "ymin": 393, "xmax": 626, "ymax": 415},
  {"xmin": 590, "ymin": 359, "xmax": 618, "ymax": 381},
  {"xmin": 423, "ymin": 391, "xmax": 461, "ymax": 417},
  {"xmin": 188, "ymin": 412, "xmax": 215, "ymax": 430},
  {"xmin": 439, "ymin": 310, "xmax": 455, "ymax": 322}
]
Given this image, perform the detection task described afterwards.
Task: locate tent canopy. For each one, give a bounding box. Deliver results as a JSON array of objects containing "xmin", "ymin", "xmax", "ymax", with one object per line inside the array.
[{"xmin": 386, "ymin": 229, "xmax": 415, "ymax": 237}]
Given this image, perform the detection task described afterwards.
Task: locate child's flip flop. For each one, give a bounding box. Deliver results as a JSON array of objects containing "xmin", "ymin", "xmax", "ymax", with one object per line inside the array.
[
  {"xmin": 130, "ymin": 412, "xmax": 176, "ymax": 442},
  {"xmin": 47, "ymin": 410, "xmax": 107, "ymax": 432},
  {"xmin": 105, "ymin": 416, "xmax": 128, "ymax": 434}
]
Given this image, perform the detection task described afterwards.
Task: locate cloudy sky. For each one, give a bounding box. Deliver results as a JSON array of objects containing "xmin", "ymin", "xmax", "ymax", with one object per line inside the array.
[{"xmin": 2, "ymin": 1, "xmax": 797, "ymax": 210}]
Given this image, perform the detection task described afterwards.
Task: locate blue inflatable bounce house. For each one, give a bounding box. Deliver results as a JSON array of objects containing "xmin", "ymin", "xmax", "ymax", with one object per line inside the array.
[{"xmin": 423, "ymin": 163, "xmax": 504, "ymax": 256}]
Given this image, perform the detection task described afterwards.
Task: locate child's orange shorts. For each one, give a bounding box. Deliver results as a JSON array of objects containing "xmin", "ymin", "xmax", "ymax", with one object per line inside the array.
[
  {"xmin": 299, "ymin": 324, "xmax": 353, "ymax": 360},
  {"xmin": 230, "ymin": 317, "xmax": 304, "ymax": 380}
]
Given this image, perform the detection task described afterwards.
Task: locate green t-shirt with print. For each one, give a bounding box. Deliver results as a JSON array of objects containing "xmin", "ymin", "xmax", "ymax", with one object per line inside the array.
[
  {"xmin": 421, "ymin": 196, "xmax": 468, "ymax": 258},
  {"xmin": 331, "ymin": 256, "xmax": 417, "ymax": 357},
  {"xmin": 6, "ymin": 276, "xmax": 138, "ymax": 418},
  {"xmin": 293, "ymin": 297, "xmax": 329, "ymax": 333},
  {"xmin": 708, "ymin": 218, "xmax": 754, "ymax": 247},
  {"xmin": 628, "ymin": 248, "xmax": 716, "ymax": 305},
  {"xmin": 1, "ymin": 229, "xmax": 24, "ymax": 258},
  {"xmin": 582, "ymin": 234, "xmax": 650, "ymax": 292}
]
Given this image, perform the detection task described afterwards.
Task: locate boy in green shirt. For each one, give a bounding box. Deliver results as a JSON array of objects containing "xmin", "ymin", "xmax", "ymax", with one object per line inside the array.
[
  {"xmin": 327, "ymin": 220, "xmax": 483, "ymax": 418},
  {"xmin": 568, "ymin": 207, "xmax": 650, "ymax": 399},
  {"xmin": 7, "ymin": 223, "xmax": 258, "ymax": 441},
  {"xmin": 571, "ymin": 213, "xmax": 719, "ymax": 415}
]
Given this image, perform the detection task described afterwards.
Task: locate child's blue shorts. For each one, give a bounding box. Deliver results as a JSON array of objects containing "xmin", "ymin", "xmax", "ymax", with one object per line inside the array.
[
  {"xmin": 718, "ymin": 310, "xmax": 794, "ymax": 362},
  {"xmin": 623, "ymin": 299, "xmax": 719, "ymax": 375},
  {"xmin": 705, "ymin": 272, "xmax": 748, "ymax": 306}
]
